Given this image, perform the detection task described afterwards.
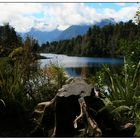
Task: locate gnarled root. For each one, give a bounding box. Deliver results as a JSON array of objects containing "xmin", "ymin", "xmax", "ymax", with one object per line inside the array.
[
  {"xmin": 73, "ymin": 97, "xmax": 102, "ymax": 137},
  {"xmin": 31, "ymin": 97, "xmax": 56, "ymax": 137}
]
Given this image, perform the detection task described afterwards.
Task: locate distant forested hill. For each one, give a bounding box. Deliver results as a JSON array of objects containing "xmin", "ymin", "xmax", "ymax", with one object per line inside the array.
[{"xmin": 39, "ymin": 20, "xmax": 140, "ymax": 60}]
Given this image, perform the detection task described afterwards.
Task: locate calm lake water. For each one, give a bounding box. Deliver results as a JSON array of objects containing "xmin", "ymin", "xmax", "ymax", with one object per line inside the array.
[{"xmin": 39, "ymin": 53, "xmax": 124, "ymax": 77}]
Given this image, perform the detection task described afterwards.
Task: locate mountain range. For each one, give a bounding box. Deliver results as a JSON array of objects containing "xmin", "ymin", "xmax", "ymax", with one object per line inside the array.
[{"xmin": 19, "ymin": 18, "xmax": 115, "ymax": 45}]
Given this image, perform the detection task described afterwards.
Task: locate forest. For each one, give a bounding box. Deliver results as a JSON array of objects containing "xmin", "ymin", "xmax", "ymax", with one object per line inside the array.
[
  {"xmin": 40, "ymin": 20, "xmax": 140, "ymax": 62},
  {"xmin": 0, "ymin": 8, "xmax": 140, "ymax": 137}
]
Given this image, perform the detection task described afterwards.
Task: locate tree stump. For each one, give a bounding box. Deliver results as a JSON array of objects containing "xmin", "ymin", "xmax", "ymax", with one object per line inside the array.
[{"xmin": 31, "ymin": 78, "xmax": 135, "ymax": 137}]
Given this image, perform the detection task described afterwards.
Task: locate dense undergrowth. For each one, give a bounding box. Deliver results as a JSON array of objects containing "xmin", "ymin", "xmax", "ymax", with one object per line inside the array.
[
  {"xmin": 0, "ymin": 36, "xmax": 68, "ymax": 137},
  {"xmin": 87, "ymin": 58, "xmax": 140, "ymax": 137}
]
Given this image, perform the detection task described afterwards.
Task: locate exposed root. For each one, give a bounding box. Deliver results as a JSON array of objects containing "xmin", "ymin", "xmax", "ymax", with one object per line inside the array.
[
  {"xmin": 73, "ymin": 97, "xmax": 102, "ymax": 137},
  {"xmin": 32, "ymin": 96, "xmax": 57, "ymax": 137},
  {"xmin": 0, "ymin": 99, "xmax": 6, "ymax": 107},
  {"xmin": 73, "ymin": 99, "xmax": 84, "ymax": 129},
  {"xmin": 33, "ymin": 97, "xmax": 56, "ymax": 124}
]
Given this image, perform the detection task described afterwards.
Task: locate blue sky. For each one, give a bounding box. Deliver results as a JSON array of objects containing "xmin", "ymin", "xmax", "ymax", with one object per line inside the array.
[
  {"xmin": 85, "ymin": 3, "xmax": 137, "ymax": 10},
  {"xmin": 33, "ymin": 3, "xmax": 139, "ymax": 19},
  {"xmin": 0, "ymin": 3, "xmax": 139, "ymax": 32}
]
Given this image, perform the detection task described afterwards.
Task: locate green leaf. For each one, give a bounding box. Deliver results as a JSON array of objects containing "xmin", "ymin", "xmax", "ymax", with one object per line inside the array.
[{"xmin": 111, "ymin": 105, "xmax": 130, "ymax": 114}]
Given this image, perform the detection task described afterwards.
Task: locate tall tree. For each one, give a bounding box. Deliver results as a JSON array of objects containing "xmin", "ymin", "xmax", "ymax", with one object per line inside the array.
[{"xmin": 0, "ymin": 23, "xmax": 22, "ymax": 57}]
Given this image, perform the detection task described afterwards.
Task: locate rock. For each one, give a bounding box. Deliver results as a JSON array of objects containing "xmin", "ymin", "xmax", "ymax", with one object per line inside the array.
[{"xmin": 57, "ymin": 77, "xmax": 92, "ymax": 97}]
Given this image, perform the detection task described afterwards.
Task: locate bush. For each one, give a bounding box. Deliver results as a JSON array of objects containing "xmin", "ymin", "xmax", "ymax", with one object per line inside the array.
[{"xmin": 34, "ymin": 62, "xmax": 68, "ymax": 102}]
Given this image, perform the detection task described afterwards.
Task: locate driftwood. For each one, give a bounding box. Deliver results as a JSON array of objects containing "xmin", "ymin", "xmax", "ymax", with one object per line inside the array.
[{"xmin": 31, "ymin": 78, "xmax": 135, "ymax": 137}]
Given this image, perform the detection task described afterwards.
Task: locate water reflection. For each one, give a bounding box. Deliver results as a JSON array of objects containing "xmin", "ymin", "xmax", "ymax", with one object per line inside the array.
[
  {"xmin": 39, "ymin": 53, "xmax": 124, "ymax": 77},
  {"xmin": 65, "ymin": 65, "xmax": 122, "ymax": 77}
]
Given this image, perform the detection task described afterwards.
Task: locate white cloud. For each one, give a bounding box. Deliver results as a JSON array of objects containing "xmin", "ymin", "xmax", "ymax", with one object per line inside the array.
[
  {"xmin": 101, "ymin": 8, "xmax": 116, "ymax": 19},
  {"xmin": 57, "ymin": 25, "xmax": 70, "ymax": 30},
  {"xmin": 115, "ymin": 3, "xmax": 126, "ymax": 6},
  {"xmin": 10, "ymin": 15, "xmax": 34, "ymax": 32},
  {"xmin": 0, "ymin": 3, "xmax": 43, "ymax": 32},
  {"xmin": 114, "ymin": 5, "xmax": 139, "ymax": 22},
  {"xmin": 98, "ymin": 4, "xmax": 139, "ymax": 22},
  {"xmin": 0, "ymin": 3, "xmax": 139, "ymax": 33},
  {"xmin": 42, "ymin": 3, "xmax": 101, "ymax": 30}
]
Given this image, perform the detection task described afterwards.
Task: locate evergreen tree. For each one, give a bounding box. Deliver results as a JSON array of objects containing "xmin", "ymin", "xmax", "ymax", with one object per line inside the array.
[{"xmin": 0, "ymin": 23, "xmax": 22, "ymax": 57}]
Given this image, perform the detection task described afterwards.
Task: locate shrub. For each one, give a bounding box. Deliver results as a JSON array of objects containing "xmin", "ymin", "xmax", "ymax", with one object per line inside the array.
[{"xmin": 94, "ymin": 58, "xmax": 140, "ymax": 135}]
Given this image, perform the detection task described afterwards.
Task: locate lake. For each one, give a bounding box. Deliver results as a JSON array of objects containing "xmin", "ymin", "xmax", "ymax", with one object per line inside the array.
[{"xmin": 39, "ymin": 53, "xmax": 124, "ymax": 77}]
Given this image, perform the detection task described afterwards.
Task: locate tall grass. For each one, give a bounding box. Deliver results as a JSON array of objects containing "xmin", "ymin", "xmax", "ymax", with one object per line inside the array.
[
  {"xmin": 0, "ymin": 58, "xmax": 24, "ymax": 101},
  {"xmin": 104, "ymin": 58, "xmax": 140, "ymax": 107}
]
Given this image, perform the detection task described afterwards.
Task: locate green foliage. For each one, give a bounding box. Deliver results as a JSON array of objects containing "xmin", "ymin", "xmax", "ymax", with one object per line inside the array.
[
  {"xmin": 134, "ymin": 7, "xmax": 140, "ymax": 25},
  {"xmin": 0, "ymin": 36, "xmax": 41, "ymax": 109},
  {"xmin": 35, "ymin": 62, "xmax": 68, "ymax": 102},
  {"xmin": 95, "ymin": 58, "xmax": 140, "ymax": 133},
  {"xmin": 118, "ymin": 39, "xmax": 140, "ymax": 63},
  {"xmin": 0, "ymin": 34, "xmax": 68, "ymax": 110},
  {"xmin": 0, "ymin": 23, "xmax": 22, "ymax": 57},
  {"xmin": 0, "ymin": 58, "xmax": 23, "ymax": 100}
]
